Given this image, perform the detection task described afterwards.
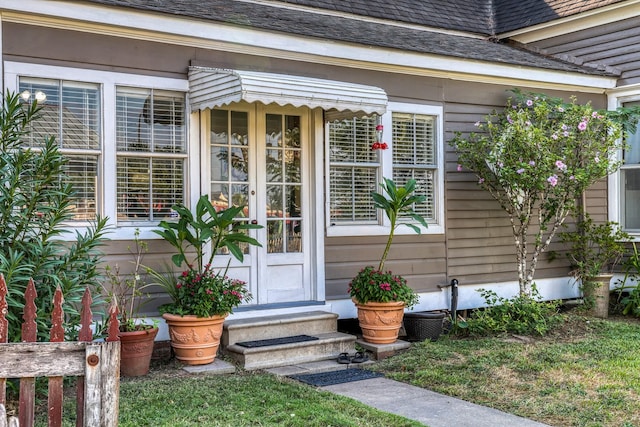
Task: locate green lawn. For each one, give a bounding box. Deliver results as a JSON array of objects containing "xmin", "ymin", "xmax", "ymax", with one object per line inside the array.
[
  {"xmin": 117, "ymin": 369, "xmax": 422, "ymax": 427},
  {"xmin": 372, "ymin": 314, "xmax": 640, "ymax": 427}
]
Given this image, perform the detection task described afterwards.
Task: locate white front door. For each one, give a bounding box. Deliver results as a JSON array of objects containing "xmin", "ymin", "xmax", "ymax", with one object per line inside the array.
[{"xmin": 208, "ymin": 103, "xmax": 312, "ymax": 305}]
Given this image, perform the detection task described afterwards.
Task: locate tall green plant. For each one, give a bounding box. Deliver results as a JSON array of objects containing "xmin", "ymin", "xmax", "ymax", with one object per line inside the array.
[
  {"xmin": 154, "ymin": 194, "xmax": 262, "ymax": 272},
  {"xmin": 0, "ymin": 91, "xmax": 109, "ymax": 341},
  {"xmin": 372, "ymin": 178, "xmax": 428, "ymax": 271},
  {"xmin": 452, "ymin": 89, "xmax": 638, "ymax": 296}
]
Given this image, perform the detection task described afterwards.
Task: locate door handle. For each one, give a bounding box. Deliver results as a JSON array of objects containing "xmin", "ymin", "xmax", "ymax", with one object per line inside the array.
[{"xmin": 251, "ymin": 220, "xmax": 258, "ymax": 225}]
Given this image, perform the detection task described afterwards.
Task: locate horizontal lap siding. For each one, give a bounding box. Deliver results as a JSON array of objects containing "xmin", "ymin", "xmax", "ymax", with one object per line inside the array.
[
  {"xmin": 526, "ymin": 16, "xmax": 640, "ymax": 87},
  {"xmin": 325, "ymin": 235, "xmax": 447, "ymax": 299}
]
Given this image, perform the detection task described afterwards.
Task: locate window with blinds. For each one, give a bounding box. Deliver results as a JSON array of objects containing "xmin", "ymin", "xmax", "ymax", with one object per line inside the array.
[
  {"xmin": 328, "ymin": 116, "xmax": 380, "ymax": 224},
  {"xmin": 392, "ymin": 112, "xmax": 436, "ymax": 221},
  {"xmin": 116, "ymin": 87, "xmax": 186, "ymax": 223},
  {"xmin": 18, "ymin": 78, "xmax": 101, "ymax": 220}
]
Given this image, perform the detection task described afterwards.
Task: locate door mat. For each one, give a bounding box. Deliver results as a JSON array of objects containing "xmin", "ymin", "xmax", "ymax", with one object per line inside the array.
[
  {"xmin": 289, "ymin": 369, "xmax": 384, "ymax": 387},
  {"xmin": 235, "ymin": 334, "xmax": 319, "ymax": 348}
]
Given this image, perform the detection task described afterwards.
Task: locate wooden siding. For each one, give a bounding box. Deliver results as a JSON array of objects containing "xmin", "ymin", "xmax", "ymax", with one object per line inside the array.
[{"xmin": 525, "ymin": 15, "xmax": 640, "ymax": 87}]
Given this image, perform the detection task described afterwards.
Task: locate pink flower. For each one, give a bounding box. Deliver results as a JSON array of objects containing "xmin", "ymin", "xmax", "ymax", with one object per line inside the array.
[
  {"xmin": 474, "ymin": 121, "xmax": 481, "ymax": 127},
  {"xmin": 478, "ymin": 178, "xmax": 485, "ymax": 184},
  {"xmin": 206, "ymin": 289, "xmax": 213, "ymax": 295},
  {"xmin": 564, "ymin": 131, "xmax": 569, "ymax": 137},
  {"xmin": 529, "ymin": 161, "xmax": 535, "ymax": 166},
  {"xmin": 592, "ymin": 111, "xmax": 599, "ymax": 118},
  {"xmin": 517, "ymin": 168, "xmax": 525, "ymax": 174},
  {"xmin": 526, "ymin": 99, "xmax": 533, "ymax": 107},
  {"xmin": 457, "ymin": 164, "xmax": 463, "ymax": 172},
  {"xmin": 547, "ymin": 175, "xmax": 558, "ymax": 187},
  {"xmin": 552, "ymin": 133, "xmax": 558, "ymax": 140},
  {"xmin": 379, "ymin": 283, "xmax": 391, "ymax": 291},
  {"xmin": 555, "ymin": 160, "xmax": 567, "ymax": 171},
  {"xmin": 594, "ymin": 156, "xmax": 600, "ymax": 163},
  {"xmin": 507, "ymin": 115, "xmax": 513, "ymax": 124},
  {"xmin": 558, "ymin": 106, "xmax": 565, "ymax": 112},
  {"xmin": 578, "ymin": 121, "xmax": 587, "ymax": 131}
]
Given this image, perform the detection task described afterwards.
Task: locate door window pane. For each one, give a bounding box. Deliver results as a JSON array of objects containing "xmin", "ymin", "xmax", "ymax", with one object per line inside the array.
[{"xmin": 266, "ymin": 114, "xmax": 302, "ymax": 253}]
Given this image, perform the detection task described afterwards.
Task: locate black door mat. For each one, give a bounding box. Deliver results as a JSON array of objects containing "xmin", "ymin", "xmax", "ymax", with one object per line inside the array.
[
  {"xmin": 235, "ymin": 334, "xmax": 319, "ymax": 348},
  {"xmin": 289, "ymin": 369, "xmax": 384, "ymax": 387}
]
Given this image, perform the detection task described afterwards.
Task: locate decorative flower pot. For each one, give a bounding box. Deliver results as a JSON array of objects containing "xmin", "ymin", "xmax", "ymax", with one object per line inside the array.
[
  {"xmin": 119, "ymin": 327, "xmax": 158, "ymax": 377},
  {"xmin": 162, "ymin": 313, "xmax": 227, "ymax": 365},
  {"xmin": 354, "ymin": 300, "xmax": 405, "ymax": 344}
]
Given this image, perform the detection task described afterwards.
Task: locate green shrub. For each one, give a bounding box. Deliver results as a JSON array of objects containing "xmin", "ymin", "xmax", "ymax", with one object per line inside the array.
[
  {"xmin": 0, "ymin": 91, "xmax": 108, "ymax": 341},
  {"xmin": 614, "ymin": 242, "xmax": 640, "ymax": 317},
  {"xmin": 456, "ymin": 286, "xmax": 562, "ymax": 336}
]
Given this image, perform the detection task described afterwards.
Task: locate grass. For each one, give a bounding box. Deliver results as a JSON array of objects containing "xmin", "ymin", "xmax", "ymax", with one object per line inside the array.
[
  {"xmin": 371, "ymin": 314, "xmax": 640, "ymax": 427},
  {"xmin": 19, "ymin": 313, "xmax": 640, "ymax": 426},
  {"xmin": 115, "ymin": 369, "xmax": 422, "ymax": 427}
]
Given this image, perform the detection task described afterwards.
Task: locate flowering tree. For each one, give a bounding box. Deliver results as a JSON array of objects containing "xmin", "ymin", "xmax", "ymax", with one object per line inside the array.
[{"xmin": 452, "ymin": 89, "xmax": 630, "ymax": 296}]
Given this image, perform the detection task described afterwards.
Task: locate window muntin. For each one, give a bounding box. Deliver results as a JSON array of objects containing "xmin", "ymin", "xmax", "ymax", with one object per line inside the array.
[
  {"xmin": 116, "ymin": 88, "xmax": 186, "ymax": 223},
  {"xmin": 18, "ymin": 78, "xmax": 101, "ymax": 220}
]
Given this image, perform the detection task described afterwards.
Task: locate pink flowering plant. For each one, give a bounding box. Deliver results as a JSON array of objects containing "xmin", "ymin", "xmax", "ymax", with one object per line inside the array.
[
  {"xmin": 160, "ymin": 264, "xmax": 251, "ymax": 317},
  {"xmin": 452, "ymin": 89, "xmax": 637, "ymax": 296},
  {"xmin": 349, "ymin": 266, "xmax": 419, "ymax": 307},
  {"xmin": 348, "ymin": 178, "xmax": 426, "ymax": 308}
]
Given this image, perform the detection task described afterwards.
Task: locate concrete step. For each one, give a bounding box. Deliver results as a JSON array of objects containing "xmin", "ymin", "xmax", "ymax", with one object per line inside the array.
[
  {"xmin": 222, "ymin": 310, "xmax": 339, "ymax": 347},
  {"xmin": 224, "ymin": 331, "xmax": 357, "ymax": 370}
]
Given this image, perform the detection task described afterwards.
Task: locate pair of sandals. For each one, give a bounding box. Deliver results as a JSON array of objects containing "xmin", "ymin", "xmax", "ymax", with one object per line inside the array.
[{"xmin": 337, "ymin": 351, "xmax": 369, "ymax": 364}]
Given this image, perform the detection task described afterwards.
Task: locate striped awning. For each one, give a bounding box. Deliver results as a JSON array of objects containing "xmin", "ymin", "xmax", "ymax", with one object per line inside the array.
[{"xmin": 188, "ymin": 67, "xmax": 388, "ymax": 119}]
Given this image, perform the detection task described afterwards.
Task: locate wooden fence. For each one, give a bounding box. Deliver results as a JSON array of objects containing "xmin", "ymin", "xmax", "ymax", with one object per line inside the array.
[{"xmin": 0, "ymin": 274, "xmax": 121, "ymax": 427}]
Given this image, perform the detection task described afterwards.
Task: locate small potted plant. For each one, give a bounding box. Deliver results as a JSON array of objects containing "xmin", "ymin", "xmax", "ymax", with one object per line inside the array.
[
  {"xmin": 349, "ymin": 178, "xmax": 426, "ymax": 344},
  {"xmin": 151, "ymin": 194, "xmax": 262, "ymax": 365},
  {"xmin": 102, "ymin": 228, "xmax": 158, "ymax": 377},
  {"xmin": 559, "ymin": 213, "xmax": 630, "ymax": 318}
]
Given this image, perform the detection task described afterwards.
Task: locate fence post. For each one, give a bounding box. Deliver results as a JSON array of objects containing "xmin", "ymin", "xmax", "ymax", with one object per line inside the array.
[
  {"xmin": 48, "ymin": 286, "xmax": 65, "ymax": 427},
  {"xmin": 0, "ymin": 274, "xmax": 7, "ymax": 407},
  {"xmin": 19, "ymin": 278, "xmax": 37, "ymax": 427}
]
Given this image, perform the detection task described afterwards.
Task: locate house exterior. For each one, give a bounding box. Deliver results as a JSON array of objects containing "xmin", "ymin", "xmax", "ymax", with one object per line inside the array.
[{"xmin": 4, "ymin": 0, "xmax": 639, "ymax": 339}]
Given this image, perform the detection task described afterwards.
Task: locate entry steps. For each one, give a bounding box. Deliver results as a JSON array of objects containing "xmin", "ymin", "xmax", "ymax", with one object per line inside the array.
[{"xmin": 223, "ymin": 311, "xmax": 356, "ymax": 370}]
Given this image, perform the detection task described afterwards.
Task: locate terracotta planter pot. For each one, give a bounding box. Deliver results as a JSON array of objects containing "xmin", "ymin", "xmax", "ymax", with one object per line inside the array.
[
  {"xmin": 119, "ymin": 327, "xmax": 158, "ymax": 377},
  {"xmin": 162, "ymin": 313, "xmax": 227, "ymax": 365},
  {"xmin": 354, "ymin": 300, "xmax": 405, "ymax": 344}
]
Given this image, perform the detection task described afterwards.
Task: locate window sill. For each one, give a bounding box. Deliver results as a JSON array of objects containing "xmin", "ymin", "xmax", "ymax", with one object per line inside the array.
[{"xmin": 326, "ymin": 223, "xmax": 444, "ymax": 237}]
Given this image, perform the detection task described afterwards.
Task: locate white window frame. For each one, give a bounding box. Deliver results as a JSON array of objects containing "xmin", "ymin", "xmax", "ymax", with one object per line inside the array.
[
  {"xmin": 5, "ymin": 62, "xmax": 191, "ymax": 241},
  {"xmin": 325, "ymin": 101, "xmax": 444, "ymax": 237}
]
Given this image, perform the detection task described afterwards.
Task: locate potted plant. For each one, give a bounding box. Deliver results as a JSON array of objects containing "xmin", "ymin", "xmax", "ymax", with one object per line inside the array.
[
  {"xmin": 559, "ymin": 213, "xmax": 630, "ymax": 318},
  {"xmin": 151, "ymin": 194, "xmax": 261, "ymax": 365},
  {"xmin": 102, "ymin": 228, "xmax": 158, "ymax": 377},
  {"xmin": 349, "ymin": 178, "xmax": 426, "ymax": 344}
]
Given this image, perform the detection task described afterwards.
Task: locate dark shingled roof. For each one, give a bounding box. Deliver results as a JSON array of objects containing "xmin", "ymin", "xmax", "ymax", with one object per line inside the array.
[
  {"xmin": 493, "ymin": 0, "xmax": 626, "ymax": 33},
  {"xmin": 79, "ymin": 0, "xmax": 621, "ymax": 77}
]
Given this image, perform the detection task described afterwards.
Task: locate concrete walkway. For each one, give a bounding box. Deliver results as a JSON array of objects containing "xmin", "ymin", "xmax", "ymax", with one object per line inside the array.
[
  {"xmin": 323, "ymin": 376, "xmax": 550, "ymax": 427},
  {"xmin": 264, "ymin": 360, "xmax": 551, "ymax": 427}
]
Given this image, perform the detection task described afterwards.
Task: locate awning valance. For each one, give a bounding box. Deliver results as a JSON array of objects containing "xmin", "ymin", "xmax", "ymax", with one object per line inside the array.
[{"xmin": 188, "ymin": 67, "xmax": 388, "ymax": 120}]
